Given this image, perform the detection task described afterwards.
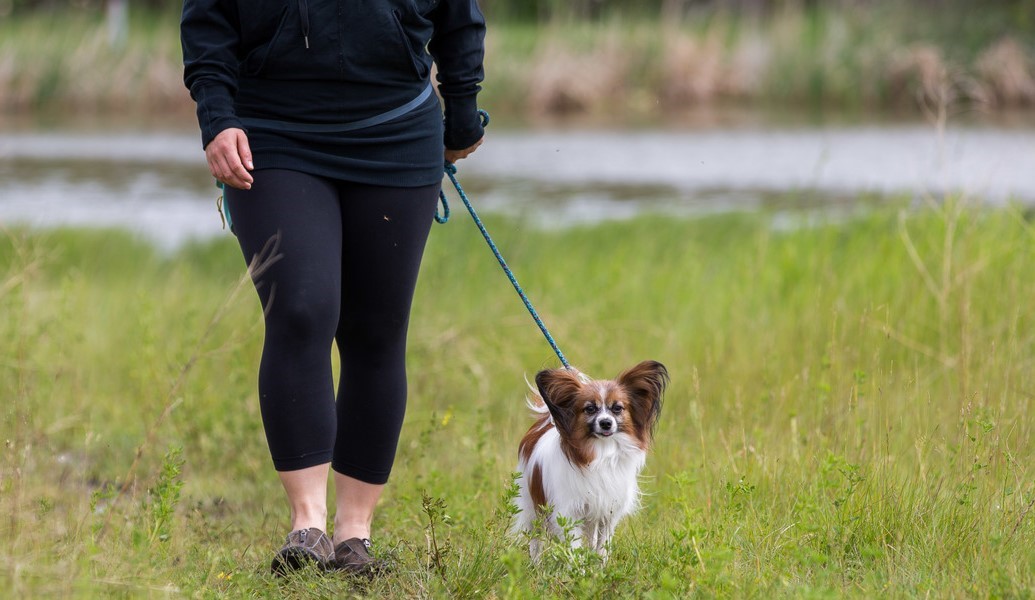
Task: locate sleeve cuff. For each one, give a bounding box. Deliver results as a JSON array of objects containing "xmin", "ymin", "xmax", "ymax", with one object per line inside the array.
[
  {"xmin": 443, "ymin": 94, "xmax": 483, "ymax": 150},
  {"xmin": 191, "ymin": 83, "xmax": 243, "ymax": 149}
]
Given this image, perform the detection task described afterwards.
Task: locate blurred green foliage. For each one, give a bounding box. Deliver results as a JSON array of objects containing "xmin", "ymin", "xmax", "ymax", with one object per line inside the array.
[
  {"xmin": 1, "ymin": 0, "xmax": 1030, "ymax": 115},
  {"xmin": 4, "ymin": 0, "xmax": 1035, "ymax": 26}
]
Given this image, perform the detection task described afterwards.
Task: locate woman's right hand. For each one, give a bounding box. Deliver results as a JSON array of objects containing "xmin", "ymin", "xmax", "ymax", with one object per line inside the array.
[
  {"xmin": 444, "ymin": 137, "xmax": 483, "ymax": 164},
  {"xmin": 205, "ymin": 128, "xmax": 254, "ymax": 190}
]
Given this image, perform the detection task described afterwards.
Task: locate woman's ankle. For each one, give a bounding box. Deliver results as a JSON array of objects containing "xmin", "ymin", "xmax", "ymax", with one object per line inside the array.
[
  {"xmin": 333, "ymin": 518, "xmax": 371, "ymax": 543},
  {"xmin": 278, "ymin": 463, "xmax": 331, "ymax": 533},
  {"xmin": 291, "ymin": 519, "xmax": 328, "ymax": 533}
]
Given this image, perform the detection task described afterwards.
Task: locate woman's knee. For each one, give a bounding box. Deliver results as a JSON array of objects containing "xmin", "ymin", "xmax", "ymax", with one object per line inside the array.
[
  {"xmin": 337, "ymin": 310, "xmax": 409, "ymax": 358},
  {"xmin": 266, "ymin": 292, "xmax": 340, "ymax": 345}
]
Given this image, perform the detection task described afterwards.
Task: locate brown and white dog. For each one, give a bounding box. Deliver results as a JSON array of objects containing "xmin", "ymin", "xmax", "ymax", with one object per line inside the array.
[{"xmin": 511, "ymin": 360, "xmax": 669, "ymax": 559}]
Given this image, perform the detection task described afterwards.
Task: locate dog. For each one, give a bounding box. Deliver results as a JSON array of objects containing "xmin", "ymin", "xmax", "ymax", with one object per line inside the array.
[{"xmin": 511, "ymin": 360, "xmax": 668, "ymax": 560}]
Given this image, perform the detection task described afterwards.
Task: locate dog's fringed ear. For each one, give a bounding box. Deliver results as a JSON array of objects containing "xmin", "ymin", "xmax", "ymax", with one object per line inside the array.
[
  {"xmin": 617, "ymin": 360, "xmax": 669, "ymax": 439},
  {"xmin": 535, "ymin": 368, "xmax": 584, "ymax": 439}
]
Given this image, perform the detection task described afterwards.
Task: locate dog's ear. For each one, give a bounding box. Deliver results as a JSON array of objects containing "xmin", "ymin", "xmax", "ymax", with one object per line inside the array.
[
  {"xmin": 617, "ymin": 360, "xmax": 669, "ymax": 440},
  {"xmin": 535, "ymin": 368, "xmax": 584, "ymax": 439}
]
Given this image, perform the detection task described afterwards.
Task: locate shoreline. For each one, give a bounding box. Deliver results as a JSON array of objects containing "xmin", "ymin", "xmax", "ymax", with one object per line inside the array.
[{"xmin": 4, "ymin": 125, "xmax": 1034, "ymax": 250}]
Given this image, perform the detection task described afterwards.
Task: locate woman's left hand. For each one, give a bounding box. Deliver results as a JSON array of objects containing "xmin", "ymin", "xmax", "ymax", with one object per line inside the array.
[{"xmin": 445, "ymin": 137, "xmax": 483, "ymax": 164}]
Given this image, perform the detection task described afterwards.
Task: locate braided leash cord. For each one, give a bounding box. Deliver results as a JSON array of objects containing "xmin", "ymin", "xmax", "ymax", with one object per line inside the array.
[{"xmin": 436, "ymin": 113, "xmax": 571, "ymax": 369}]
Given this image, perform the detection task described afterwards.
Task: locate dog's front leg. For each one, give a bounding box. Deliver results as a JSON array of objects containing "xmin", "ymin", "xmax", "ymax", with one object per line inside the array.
[
  {"xmin": 594, "ymin": 519, "xmax": 617, "ymax": 561},
  {"xmin": 582, "ymin": 520, "xmax": 600, "ymax": 552},
  {"xmin": 529, "ymin": 537, "xmax": 544, "ymax": 561},
  {"xmin": 555, "ymin": 513, "xmax": 586, "ymax": 551}
]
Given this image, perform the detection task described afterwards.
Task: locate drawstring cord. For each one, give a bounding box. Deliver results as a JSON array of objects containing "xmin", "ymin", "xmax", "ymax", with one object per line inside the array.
[
  {"xmin": 215, "ymin": 180, "xmax": 233, "ymax": 233},
  {"xmin": 298, "ymin": 0, "xmax": 310, "ymax": 48},
  {"xmin": 436, "ymin": 111, "xmax": 572, "ymax": 370}
]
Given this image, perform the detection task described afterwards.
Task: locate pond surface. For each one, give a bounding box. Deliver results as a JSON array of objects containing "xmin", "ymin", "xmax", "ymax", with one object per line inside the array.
[{"xmin": 1, "ymin": 119, "xmax": 1034, "ymax": 249}]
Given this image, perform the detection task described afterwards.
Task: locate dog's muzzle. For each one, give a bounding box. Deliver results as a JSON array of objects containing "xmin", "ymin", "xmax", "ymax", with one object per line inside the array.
[{"xmin": 595, "ymin": 418, "xmax": 615, "ymax": 437}]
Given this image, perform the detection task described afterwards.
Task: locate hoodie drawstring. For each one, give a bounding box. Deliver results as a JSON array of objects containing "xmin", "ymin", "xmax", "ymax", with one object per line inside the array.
[{"xmin": 297, "ymin": 0, "xmax": 310, "ymax": 48}]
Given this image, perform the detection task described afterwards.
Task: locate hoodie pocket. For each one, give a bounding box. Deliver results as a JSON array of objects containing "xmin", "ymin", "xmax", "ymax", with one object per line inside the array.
[
  {"xmin": 391, "ymin": 8, "xmax": 433, "ymax": 79},
  {"xmin": 240, "ymin": 7, "xmax": 291, "ymax": 77}
]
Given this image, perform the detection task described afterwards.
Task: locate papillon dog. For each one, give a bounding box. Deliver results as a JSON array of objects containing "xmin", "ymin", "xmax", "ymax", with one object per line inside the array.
[{"xmin": 512, "ymin": 360, "xmax": 669, "ymax": 560}]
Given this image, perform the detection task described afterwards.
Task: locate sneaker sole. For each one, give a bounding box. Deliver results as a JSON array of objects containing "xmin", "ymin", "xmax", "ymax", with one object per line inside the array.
[{"xmin": 271, "ymin": 547, "xmax": 325, "ymax": 575}]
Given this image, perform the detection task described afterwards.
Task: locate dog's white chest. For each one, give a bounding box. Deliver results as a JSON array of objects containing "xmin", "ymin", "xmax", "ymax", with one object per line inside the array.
[{"xmin": 524, "ymin": 429, "xmax": 647, "ymax": 521}]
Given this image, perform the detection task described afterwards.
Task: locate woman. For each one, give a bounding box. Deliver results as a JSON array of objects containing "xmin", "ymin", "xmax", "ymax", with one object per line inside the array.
[{"xmin": 180, "ymin": 0, "xmax": 485, "ymax": 575}]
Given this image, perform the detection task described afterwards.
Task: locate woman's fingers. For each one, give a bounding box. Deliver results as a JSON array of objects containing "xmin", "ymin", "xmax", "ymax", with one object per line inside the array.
[
  {"xmin": 237, "ymin": 132, "xmax": 254, "ymax": 171},
  {"xmin": 444, "ymin": 136, "xmax": 484, "ymax": 164},
  {"xmin": 206, "ymin": 128, "xmax": 255, "ymax": 190}
]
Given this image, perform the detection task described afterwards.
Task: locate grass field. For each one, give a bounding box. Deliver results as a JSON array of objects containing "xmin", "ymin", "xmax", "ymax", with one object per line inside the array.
[{"xmin": 2, "ymin": 198, "xmax": 1035, "ymax": 597}]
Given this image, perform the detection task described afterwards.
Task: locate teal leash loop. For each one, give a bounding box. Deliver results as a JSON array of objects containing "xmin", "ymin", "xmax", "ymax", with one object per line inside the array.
[
  {"xmin": 434, "ymin": 186, "xmax": 450, "ymax": 224},
  {"xmin": 434, "ymin": 109, "xmax": 490, "ymax": 225},
  {"xmin": 436, "ymin": 110, "xmax": 572, "ymax": 369}
]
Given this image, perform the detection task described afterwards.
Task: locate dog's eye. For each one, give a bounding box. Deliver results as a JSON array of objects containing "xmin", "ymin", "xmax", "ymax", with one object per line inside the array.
[
  {"xmin": 584, "ymin": 404, "xmax": 598, "ymax": 415},
  {"xmin": 611, "ymin": 404, "xmax": 624, "ymax": 413}
]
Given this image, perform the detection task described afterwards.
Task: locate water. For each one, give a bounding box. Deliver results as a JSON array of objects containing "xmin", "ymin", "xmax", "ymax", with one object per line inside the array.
[{"xmin": 2, "ymin": 122, "xmax": 1034, "ymax": 249}]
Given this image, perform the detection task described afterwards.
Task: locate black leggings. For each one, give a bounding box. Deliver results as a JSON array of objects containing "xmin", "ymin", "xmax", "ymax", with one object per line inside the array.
[{"xmin": 224, "ymin": 169, "xmax": 440, "ymax": 483}]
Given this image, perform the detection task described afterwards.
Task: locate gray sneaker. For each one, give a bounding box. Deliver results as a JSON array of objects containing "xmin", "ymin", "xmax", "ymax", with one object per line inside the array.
[{"xmin": 271, "ymin": 528, "xmax": 335, "ymax": 575}]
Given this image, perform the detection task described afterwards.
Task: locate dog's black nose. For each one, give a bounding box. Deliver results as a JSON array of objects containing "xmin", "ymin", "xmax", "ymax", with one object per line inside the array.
[{"xmin": 599, "ymin": 419, "xmax": 613, "ymax": 430}]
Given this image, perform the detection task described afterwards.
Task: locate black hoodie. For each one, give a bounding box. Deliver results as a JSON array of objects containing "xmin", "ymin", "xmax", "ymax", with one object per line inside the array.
[{"xmin": 181, "ymin": 0, "xmax": 485, "ymax": 185}]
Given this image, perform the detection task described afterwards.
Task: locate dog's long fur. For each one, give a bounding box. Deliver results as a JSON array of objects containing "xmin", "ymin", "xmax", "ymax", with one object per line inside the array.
[{"xmin": 511, "ymin": 360, "xmax": 668, "ymax": 559}]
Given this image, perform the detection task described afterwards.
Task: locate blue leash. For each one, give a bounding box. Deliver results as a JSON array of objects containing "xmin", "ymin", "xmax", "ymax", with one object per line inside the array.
[{"xmin": 436, "ymin": 111, "xmax": 571, "ymax": 369}]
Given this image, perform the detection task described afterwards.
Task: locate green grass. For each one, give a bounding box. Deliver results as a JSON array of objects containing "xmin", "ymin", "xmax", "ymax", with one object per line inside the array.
[{"xmin": 3, "ymin": 199, "xmax": 1035, "ymax": 597}]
